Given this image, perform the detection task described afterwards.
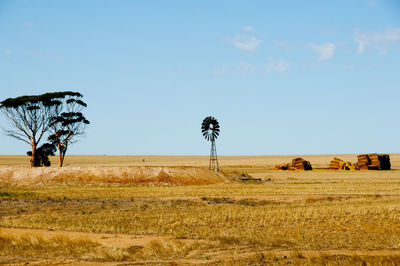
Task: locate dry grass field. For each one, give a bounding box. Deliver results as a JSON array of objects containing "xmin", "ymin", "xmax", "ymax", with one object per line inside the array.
[{"xmin": 1, "ymin": 154, "xmax": 400, "ymax": 265}]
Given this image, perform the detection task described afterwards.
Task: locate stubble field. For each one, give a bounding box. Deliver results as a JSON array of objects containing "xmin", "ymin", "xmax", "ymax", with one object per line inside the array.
[{"xmin": 1, "ymin": 154, "xmax": 400, "ymax": 265}]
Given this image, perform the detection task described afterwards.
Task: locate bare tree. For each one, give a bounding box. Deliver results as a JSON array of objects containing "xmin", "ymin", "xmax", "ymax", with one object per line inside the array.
[
  {"xmin": 0, "ymin": 93, "xmax": 63, "ymax": 166},
  {"xmin": 48, "ymin": 92, "xmax": 89, "ymax": 167},
  {"xmin": 0, "ymin": 91, "xmax": 89, "ymax": 167}
]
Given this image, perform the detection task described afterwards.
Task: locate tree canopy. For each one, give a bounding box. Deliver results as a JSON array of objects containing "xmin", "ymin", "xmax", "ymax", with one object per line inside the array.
[
  {"xmin": 47, "ymin": 93, "xmax": 89, "ymax": 167},
  {"xmin": 0, "ymin": 91, "xmax": 89, "ymax": 167}
]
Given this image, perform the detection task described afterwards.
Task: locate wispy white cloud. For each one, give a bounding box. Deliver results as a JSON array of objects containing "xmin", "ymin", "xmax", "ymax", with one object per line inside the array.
[
  {"xmin": 213, "ymin": 66, "xmax": 229, "ymax": 76},
  {"xmin": 354, "ymin": 27, "xmax": 400, "ymax": 54},
  {"xmin": 266, "ymin": 57, "xmax": 291, "ymax": 72},
  {"xmin": 309, "ymin": 42, "xmax": 336, "ymax": 61},
  {"xmin": 242, "ymin": 26, "xmax": 255, "ymax": 32},
  {"xmin": 25, "ymin": 22, "xmax": 33, "ymax": 28},
  {"xmin": 238, "ymin": 62, "xmax": 256, "ymax": 74},
  {"xmin": 231, "ymin": 35, "xmax": 262, "ymax": 51}
]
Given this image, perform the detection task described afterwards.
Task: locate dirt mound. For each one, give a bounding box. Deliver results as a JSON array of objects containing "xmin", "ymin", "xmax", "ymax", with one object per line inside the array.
[{"xmin": 0, "ymin": 166, "xmax": 227, "ymax": 187}]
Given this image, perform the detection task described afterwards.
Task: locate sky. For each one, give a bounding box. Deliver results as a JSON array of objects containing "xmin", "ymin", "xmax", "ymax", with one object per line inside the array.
[{"xmin": 0, "ymin": 0, "xmax": 399, "ymax": 156}]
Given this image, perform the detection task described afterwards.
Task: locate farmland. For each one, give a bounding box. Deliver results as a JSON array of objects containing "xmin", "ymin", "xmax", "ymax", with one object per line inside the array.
[{"xmin": 1, "ymin": 154, "xmax": 400, "ymax": 265}]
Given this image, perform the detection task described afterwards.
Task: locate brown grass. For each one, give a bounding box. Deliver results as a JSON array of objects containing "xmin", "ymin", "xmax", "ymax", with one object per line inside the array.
[
  {"xmin": 0, "ymin": 232, "xmax": 124, "ymax": 261},
  {"xmin": 1, "ymin": 153, "xmax": 399, "ymax": 168},
  {"xmin": 0, "ymin": 230, "xmax": 198, "ymax": 264},
  {"xmin": 1, "ymin": 154, "xmax": 400, "ymax": 264},
  {"xmin": 219, "ymin": 252, "xmax": 400, "ymax": 265},
  {"xmin": 2, "ymin": 187, "xmax": 400, "ymax": 263}
]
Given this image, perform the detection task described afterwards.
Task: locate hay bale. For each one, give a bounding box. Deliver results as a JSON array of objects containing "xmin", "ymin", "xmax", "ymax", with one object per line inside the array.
[
  {"xmin": 330, "ymin": 158, "xmax": 357, "ymax": 170},
  {"xmin": 274, "ymin": 158, "xmax": 312, "ymax": 171},
  {"xmin": 357, "ymin": 154, "xmax": 391, "ymax": 170},
  {"xmin": 340, "ymin": 161, "xmax": 357, "ymax": 170},
  {"xmin": 329, "ymin": 158, "xmax": 343, "ymax": 170},
  {"xmin": 379, "ymin": 154, "xmax": 391, "ymax": 170},
  {"xmin": 291, "ymin": 158, "xmax": 312, "ymax": 170}
]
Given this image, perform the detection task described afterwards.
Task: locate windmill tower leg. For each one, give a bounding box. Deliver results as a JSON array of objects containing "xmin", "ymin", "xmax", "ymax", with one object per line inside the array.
[{"xmin": 209, "ymin": 140, "xmax": 219, "ymax": 171}]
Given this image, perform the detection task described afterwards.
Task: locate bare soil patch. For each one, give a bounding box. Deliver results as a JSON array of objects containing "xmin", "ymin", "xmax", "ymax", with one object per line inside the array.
[
  {"xmin": 3, "ymin": 227, "xmax": 400, "ymax": 265},
  {"xmin": 1, "ymin": 154, "xmax": 399, "ymax": 169},
  {"xmin": 0, "ymin": 166, "xmax": 227, "ymax": 186},
  {"xmin": 2, "ymin": 154, "xmax": 400, "ymax": 264},
  {"xmin": 0, "ymin": 227, "xmax": 169, "ymax": 249}
]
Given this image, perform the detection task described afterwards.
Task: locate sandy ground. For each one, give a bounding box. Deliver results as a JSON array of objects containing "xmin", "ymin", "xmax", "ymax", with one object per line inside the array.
[
  {"xmin": 0, "ymin": 227, "xmax": 170, "ymax": 249},
  {"xmin": 1, "ymin": 154, "xmax": 399, "ymax": 186},
  {"xmin": 3, "ymin": 226, "xmax": 400, "ymax": 265},
  {"xmin": 1, "ymin": 154, "xmax": 400, "ymax": 169},
  {"xmin": 2, "ymin": 154, "xmax": 400, "ymax": 264},
  {"xmin": 0, "ymin": 166, "xmax": 227, "ymax": 186}
]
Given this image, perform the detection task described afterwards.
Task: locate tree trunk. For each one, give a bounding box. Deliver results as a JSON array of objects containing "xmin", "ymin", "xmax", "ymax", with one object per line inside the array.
[
  {"xmin": 58, "ymin": 143, "xmax": 63, "ymax": 167},
  {"xmin": 60, "ymin": 154, "xmax": 64, "ymax": 167},
  {"xmin": 30, "ymin": 143, "xmax": 36, "ymax": 167},
  {"xmin": 31, "ymin": 140, "xmax": 40, "ymax": 167},
  {"xmin": 59, "ymin": 145, "xmax": 67, "ymax": 167}
]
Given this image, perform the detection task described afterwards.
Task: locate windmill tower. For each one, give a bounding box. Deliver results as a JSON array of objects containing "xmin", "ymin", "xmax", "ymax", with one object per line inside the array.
[{"xmin": 201, "ymin": 116, "xmax": 220, "ymax": 171}]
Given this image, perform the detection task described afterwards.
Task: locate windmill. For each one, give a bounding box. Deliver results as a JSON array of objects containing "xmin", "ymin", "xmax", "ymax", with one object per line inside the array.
[{"xmin": 201, "ymin": 116, "xmax": 220, "ymax": 171}]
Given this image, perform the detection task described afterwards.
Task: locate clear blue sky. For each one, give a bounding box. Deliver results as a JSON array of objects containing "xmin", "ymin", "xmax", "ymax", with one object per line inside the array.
[{"xmin": 0, "ymin": 0, "xmax": 399, "ymax": 155}]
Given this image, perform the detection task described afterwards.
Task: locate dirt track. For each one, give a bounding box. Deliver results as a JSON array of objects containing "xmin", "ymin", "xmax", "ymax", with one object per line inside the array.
[
  {"xmin": 0, "ymin": 227, "xmax": 171, "ymax": 249},
  {"xmin": 3, "ymin": 227, "xmax": 400, "ymax": 265},
  {"xmin": 2, "ymin": 155, "xmax": 400, "ymax": 264}
]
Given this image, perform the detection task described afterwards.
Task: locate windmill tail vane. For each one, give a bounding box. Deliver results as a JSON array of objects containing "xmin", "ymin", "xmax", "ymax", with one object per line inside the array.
[{"xmin": 201, "ymin": 116, "xmax": 220, "ymax": 171}]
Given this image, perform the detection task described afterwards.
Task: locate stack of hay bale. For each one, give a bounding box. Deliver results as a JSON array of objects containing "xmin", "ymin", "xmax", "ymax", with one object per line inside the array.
[
  {"xmin": 329, "ymin": 158, "xmax": 357, "ymax": 170},
  {"xmin": 292, "ymin": 158, "xmax": 312, "ymax": 170},
  {"xmin": 357, "ymin": 154, "xmax": 370, "ymax": 170},
  {"xmin": 329, "ymin": 158, "xmax": 344, "ymax": 170},
  {"xmin": 357, "ymin": 154, "xmax": 391, "ymax": 170},
  {"xmin": 274, "ymin": 158, "xmax": 312, "ymax": 171}
]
